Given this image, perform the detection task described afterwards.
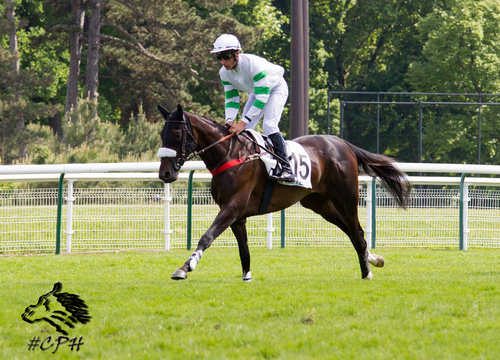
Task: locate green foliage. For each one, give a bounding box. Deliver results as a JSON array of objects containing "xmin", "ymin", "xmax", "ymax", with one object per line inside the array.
[
  {"xmin": 16, "ymin": 26, "xmax": 69, "ymax": 102},
  {"xmin": 408, "ymin": 0, "xmax": 500, "ymax": 93},
  {"xmin": 100, "ymin": 0, "xmax": 258, "ymax": 124},
  {"xmin": 0, "ymin": 1, "xmax": 62, "ymax": 164},
  {"xmin": 0, "ymin": 46, "xmax": 61, "ymax": 164},
  {"xmin": 112, "ymin": 105, "xmax": 162, "ymax": 158},
  {"xmin": 29, "ymin": 144, "xmax": 53, "ymax": 164},
  {"xmin": 396, "ymin": 0, "xmax": 500, "ymax": 163},
  {"xmin": 60, "ymin": 144, "xmax": 121, "ymax": 164},
  {"xmin": 408, "ymin": 0, "xmax": 500, "ymax": 94},
  {"xmin": 16, "ymin": 97, "xmax": 160, "ymax": 167},
  {"xmin": 63, "ymin": 98, "xmax": 106, "ymax": 149},
  {"xmin": 0, "ymin": 182, "xmax": 15, "ymax": 190},
  {"xmin": 6, "ymin": 0, "xmax": 500, "ymax": 165}
]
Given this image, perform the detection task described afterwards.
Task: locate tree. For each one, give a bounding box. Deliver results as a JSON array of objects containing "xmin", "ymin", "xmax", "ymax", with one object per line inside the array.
[
  {"xmin": 85, "ymin": 0, "xmax": 102, "ymax": 101},
  {"xmin": 65, "ymin": 0, "xmax": 86, "ymax": 114},
  {"xmin": 407, "ymin": 0, "xmax": 500, "ymax": 164},
  {"xmin": 0, "ymin": 0, "xmax": 61, "ymax": 164},
  {"xmin": 96, "ymin": 0, "xmax": 258, "ymax": 125},
  {"xmin": 5, "ymin": 0, "xmax": 26, "ymax": 158},
  {"xmin": 6, "ymin": 0, "xmax": 19, "ymax": 73},
  {"xmin": 408, "ymin": 0, "xmax": 500, "ymax": 94},
  {"xmin": 13, "ymin": 1, "xmax": 72, "ymax": 136}
]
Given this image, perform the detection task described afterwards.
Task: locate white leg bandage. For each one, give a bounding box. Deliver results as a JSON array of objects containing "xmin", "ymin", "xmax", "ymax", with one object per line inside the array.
[{"xmin": 188, "ymin": 250, "xmax": 203, "ymax": 271}]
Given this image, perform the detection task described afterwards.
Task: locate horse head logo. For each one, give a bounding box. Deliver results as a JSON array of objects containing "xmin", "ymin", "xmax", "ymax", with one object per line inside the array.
[{"xmin": 21, "ymin": 282, "xmax": 91, "ymax": 335}]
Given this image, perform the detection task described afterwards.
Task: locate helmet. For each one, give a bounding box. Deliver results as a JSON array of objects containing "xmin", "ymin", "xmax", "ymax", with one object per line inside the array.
[{"xmin": 210, "ymin": 34, "xmax": 242, "ymax": 54}]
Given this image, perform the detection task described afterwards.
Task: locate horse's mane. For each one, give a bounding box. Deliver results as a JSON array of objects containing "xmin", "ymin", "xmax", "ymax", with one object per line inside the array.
[{"xmin": 185, "ymin": 111, "xmax": 231, "ymax": 136}]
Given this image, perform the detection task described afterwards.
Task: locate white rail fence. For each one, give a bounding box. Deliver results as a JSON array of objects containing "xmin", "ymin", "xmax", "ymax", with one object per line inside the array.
[{"xmin": 1, "ymin": 162, "xmax": 500, "ymax": 253}]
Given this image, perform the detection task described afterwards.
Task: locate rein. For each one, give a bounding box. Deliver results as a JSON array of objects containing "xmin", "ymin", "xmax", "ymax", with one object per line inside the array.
[
  {"xmin": 189, "ymin": 131, "xmax": 280, "ymax": 175},
  {"xmin": 185, "ymin": 132, "xmax": 235, "ymax": 163},
  {"xmin": 162, "ymin": 114, "xmax": 262, "ymax": 175}
]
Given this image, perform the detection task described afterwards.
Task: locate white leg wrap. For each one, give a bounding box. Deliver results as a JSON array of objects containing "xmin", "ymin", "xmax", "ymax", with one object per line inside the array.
[
  {"xmin": 242, "ymin": 271, "xmax": 252, "ymax": 282},
  {"xmin": 188, "ymin": 250, "xmax": 203, "ymax": 271},
  {"xmin": 363, "ymin": 271, "xmax": 373, "ymax": 281}
]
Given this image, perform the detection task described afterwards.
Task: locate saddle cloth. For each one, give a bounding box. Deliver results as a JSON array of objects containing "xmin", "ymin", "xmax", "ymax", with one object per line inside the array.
[{"xmin": 244, "ymin": 129, "xmax": 312, "ymax": 189}]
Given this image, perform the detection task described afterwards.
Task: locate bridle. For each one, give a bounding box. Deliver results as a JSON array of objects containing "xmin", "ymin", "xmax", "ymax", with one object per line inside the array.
[
  {"xmin": 160, "ymin": 112, "xmax": 198, "ymax": 171},
  {"xmin": 159, "ymin": 112, "xmax": 235, "ymax": 171}
]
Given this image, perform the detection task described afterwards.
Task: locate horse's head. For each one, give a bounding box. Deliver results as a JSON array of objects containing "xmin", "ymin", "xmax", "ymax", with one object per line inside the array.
[{"xmin": 158, "ymin": 104, "xmax": 198, "ymax": 183}]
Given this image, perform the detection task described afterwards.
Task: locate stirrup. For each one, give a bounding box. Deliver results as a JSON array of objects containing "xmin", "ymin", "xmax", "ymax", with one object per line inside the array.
[{"xmin": 269, "ymin": 167, "xmax": 295, "ymax": 183}]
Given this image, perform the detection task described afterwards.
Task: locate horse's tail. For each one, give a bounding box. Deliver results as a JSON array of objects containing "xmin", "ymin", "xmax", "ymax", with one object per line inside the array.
[{"xmin": 344, "ymin": 141, "xmax": 411, "ymax": 209}]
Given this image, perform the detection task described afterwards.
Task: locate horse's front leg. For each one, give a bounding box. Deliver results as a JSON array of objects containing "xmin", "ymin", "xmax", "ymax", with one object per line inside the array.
[
  {"xmin": 231, "ymin": 218, "xmax": 252, "ymax": 282},
  {"xmin": 171, "ymin": 207, "xmax": 238, "ymax": 280}
]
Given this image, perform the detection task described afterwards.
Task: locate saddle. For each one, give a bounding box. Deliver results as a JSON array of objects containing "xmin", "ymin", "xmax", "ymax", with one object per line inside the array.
[{"xmin": 243, "ymin": 129, "xmax": 312, "ymax": 189}]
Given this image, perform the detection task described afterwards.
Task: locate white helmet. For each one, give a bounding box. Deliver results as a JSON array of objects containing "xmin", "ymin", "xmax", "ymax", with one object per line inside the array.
[{"xmin": 210, "ymin": 34, "xmax": 242, "ymax": 54}]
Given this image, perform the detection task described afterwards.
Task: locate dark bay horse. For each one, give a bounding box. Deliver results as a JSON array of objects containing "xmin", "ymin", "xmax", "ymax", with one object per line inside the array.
[{"xmin": 158, "ymin": 104, "xmax": 411, "ymax": 281}]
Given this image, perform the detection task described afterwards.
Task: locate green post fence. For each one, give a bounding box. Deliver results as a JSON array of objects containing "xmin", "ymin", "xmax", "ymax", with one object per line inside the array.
[
  {"xmin": 55, "ymin": 173, "xmax": 65, "ymax": 255},
  {"xmin": 187, "ymin": 170, "xmax": 195, "ymax": 250}
]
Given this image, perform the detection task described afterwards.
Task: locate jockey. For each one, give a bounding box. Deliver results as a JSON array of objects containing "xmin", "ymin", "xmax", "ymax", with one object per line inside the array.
[{"xmin": 211, "ymin": 33, "xmax": 295, "ymax": 183}]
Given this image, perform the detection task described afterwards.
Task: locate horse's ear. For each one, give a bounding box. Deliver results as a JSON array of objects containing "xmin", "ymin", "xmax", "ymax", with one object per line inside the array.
[
  {"xmin": 157, "ymin": 105, "xmax": 170, "ymax": 120},
  {"xmin": 51, "ymin": 282, "xmax": 62, "ymax": 294},
  {"xmin": 177, "ymin": 104, "xmax": 183, "ymax": 115}
]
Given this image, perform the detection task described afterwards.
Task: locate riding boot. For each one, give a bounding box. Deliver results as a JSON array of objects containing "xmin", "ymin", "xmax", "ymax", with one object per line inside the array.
[{"xmin": 268, "ymin": 132, "xmax": 295, "ymax": 183}]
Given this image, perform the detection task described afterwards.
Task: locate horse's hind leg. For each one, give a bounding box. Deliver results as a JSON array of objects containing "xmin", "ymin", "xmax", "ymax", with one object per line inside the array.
[
  {"xmin": 231, "ymin": 219, "xmax": 252, "ymax": 281},
  {"xmin": 300, "ymin": 193, "xmax": 380, "ymax": 279}
]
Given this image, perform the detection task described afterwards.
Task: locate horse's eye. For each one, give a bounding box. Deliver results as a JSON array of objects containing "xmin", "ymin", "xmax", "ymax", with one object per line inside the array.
[{"xmin": 172, "ymin": 131, "xmax": 182, "ymax": 140}]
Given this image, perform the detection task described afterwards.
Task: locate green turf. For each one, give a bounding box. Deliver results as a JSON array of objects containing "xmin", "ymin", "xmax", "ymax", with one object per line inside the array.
[{"xmin": 1, "ymin": 248, "xmax": 499, "ymax": 359}]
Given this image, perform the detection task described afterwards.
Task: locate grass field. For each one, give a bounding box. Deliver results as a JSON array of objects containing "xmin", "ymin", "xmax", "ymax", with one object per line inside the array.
[{"xmin": 1, "ymin": 247, "xmax": 499, "ymax": 359}]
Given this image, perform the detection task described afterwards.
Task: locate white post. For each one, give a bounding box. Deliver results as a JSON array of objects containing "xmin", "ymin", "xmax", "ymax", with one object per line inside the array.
[
  {"xmin": 365, "ymin": 182, "xmax": 373, "ymax": 248},
  {"xmin": 462, "ymin": 183, "xmax": 470, "ymax": 250},
  {"xmin": 162, "ymin": 183, "xmax": 173, "ymax": 250},
  {"xmin": 266, "ymin": 213, "xmax": 274, "ymax": 249},
  {"xmin": 64, "ymin": 179, "xmax": 76, "ymax": 253}
]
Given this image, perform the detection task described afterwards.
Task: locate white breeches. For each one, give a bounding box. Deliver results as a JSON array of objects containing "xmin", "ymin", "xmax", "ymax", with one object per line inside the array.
[{"xmin": 242, "ymin": 78, "xmax": 288, "ymax": 135}]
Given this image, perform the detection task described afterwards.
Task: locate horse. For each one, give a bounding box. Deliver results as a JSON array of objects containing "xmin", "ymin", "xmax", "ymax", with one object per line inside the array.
[
  {"xmin": 21, "ymin": 282, "xmax": 91, "ymax": 335},
  {"xmin": 158, "ymin": 104, "xmax": 411, "ymax": 281}
]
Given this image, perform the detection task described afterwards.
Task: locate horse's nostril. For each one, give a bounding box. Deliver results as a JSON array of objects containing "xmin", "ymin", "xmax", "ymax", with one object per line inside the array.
[{"xmin": 160, "ymin": 171, "xmax": 173, "ymax": 182}]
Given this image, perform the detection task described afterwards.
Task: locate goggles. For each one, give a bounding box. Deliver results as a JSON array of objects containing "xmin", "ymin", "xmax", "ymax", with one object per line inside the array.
[{"xmin": 216, "ymin": 52, "xmax": 235, "ymax": 61}]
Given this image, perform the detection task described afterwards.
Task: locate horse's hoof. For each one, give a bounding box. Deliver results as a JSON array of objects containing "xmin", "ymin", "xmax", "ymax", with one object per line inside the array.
[
  {"xmin": 373, "ymin": 255, "xmax": 384, "ymax": 268},
  {"xmin": 171, "ymin": 269, "xmax": 187, "ymax": 280},
  {"xmin": 377, "ymin": 256, "xmax": 384, "ymax": 268},
  {"xmin": 363, "ymin": 271, "xmax": 373, "ymax": 281},
  {"xmin": 368, "ymin": 253, "xmax": 385, "ymax": 268}
]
